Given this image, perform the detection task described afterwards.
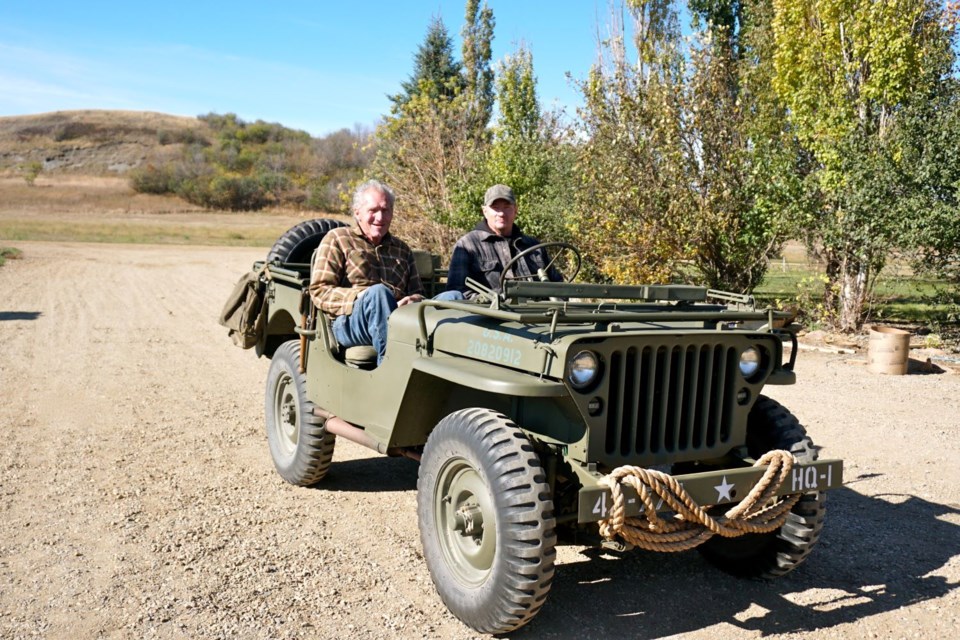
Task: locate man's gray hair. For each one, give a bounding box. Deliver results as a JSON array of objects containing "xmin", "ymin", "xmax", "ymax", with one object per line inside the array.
[{"xmin": 352, "ymin": 179, "xmax": 395, "ymax": 212}]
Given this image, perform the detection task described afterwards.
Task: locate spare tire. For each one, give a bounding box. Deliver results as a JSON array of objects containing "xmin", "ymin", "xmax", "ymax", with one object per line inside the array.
[{"xmin": 266, "ymin": 218, "xmax": 348, "ymax": 264}]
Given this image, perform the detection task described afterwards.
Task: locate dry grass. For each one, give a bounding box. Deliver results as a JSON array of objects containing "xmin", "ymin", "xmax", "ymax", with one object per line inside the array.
[
  {"xmin": 0, "ymin": 110, "xmax": 204, "ymax": 148},
  {"xmin": 0, "ymin": 110, "xmax": 210, "ymax": 176},
  {"xmin": 0, "ymin": 175, "xmax": 348, "ymax": 248},
  {"xmin": 0, "ymin": 176, "xmax": 205, "ymax": 214},
  {"xmin": 0, "ymin": 112, "xmax": 352, "ymax": 248}
]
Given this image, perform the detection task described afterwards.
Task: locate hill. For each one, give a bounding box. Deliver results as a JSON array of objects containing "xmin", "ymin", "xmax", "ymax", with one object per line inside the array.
[{"xmin": 0, "ymin": 110, "xmax": 210, "ymax": 175}]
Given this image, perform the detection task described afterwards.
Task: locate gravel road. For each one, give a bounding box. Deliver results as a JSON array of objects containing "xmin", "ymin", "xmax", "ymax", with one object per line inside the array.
[{"xmin": 1, "ymin": 241, "xmax": 958, "ymax": 639}]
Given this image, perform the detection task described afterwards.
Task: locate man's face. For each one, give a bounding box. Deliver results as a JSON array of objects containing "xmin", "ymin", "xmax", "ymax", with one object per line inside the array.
[
  {"xmin": 483, "ymin": 198, "xmax": 517, "ymax": 237},
  {"xmin": 354, "ymin": 188, "xmax": 393, "ymax": 245}
]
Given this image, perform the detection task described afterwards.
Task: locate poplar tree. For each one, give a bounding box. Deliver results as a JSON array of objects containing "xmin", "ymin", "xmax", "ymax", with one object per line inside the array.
[
  {"xmin": 461, "ymin": 0, "xmax": 496, "ymax": 143},
  {"xmin": 771, "ymin": 0, "xmax": 955, "ymax": 330}
]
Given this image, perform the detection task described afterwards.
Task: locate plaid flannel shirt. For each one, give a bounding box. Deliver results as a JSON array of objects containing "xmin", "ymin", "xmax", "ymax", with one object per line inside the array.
[
  {"xmin": 445, "ymin": 220, "xmax": 562, "ymax": 299},
  {"xmin": 309, "ymin": 224, "xmax": 424, "ymax": 317}
]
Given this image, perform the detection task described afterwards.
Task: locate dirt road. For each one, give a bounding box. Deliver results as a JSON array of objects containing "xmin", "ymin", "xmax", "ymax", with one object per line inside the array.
[{"xmin": 1, "ymin": 241, "xmax": 958, "ymax": 639}]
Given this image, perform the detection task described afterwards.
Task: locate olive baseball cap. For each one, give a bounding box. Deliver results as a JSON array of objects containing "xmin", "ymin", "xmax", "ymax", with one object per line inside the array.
[{"xmin": 483, "ymin": 184, "xmax": 516, "ymax": 206}]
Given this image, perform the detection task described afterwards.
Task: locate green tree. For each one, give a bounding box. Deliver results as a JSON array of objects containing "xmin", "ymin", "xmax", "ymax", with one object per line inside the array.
[
  {"xmin": 689, "ymin": 0, "xmax": 745, "ymax": 57},
  {"xmin": 372, "ymin": 83, "xmax": 473, "ymax": 252},
  {"xmin": 893, "ymin": 79, "xmax": 960, "ymax": 284},
  {"xmin": 574, "ymin": 0, "xmax": 801, "ymax": 291},
  {"xmin": 461, "ymin": 0, "xmax": 496, "ymax": 143},
  {"xmin": 771, "ymin": 0, "xmax": 954, "ymax": 330},
  {"xmin": 372, "ymin": 4, "xmax": 575, "ymax": 256},
  {"xmin": 373, "ymin": 13, "xmax": 485, "ymax": 253},
  {"xmin": 683, "ymin": 0, "xmax": 803, "ymax": 292},
  {"xmin": 389, "ymin": 17, "xmax": 464, "ymax": 110},
  {"xmin": 572, "ymin": 1, "xmax": 701, "ymax": 284}
]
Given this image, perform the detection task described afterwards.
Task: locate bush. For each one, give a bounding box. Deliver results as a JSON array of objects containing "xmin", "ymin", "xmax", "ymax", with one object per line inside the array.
[
  {"xmin": 129, "ymin": 163, "xmax": 177, "ymax": 194},
  {"xmin": 204, "ymin": 176, "xmax": 267, "ymax": 211},
  {"xmin": 257, "ymin": 172, "xmax": 291, "ymax": 200},
  {"xmin": 51, "ymin": 122, "xmax": 96, "ymax": 141},
  {"xmin": 157, "ymin": 128, "xmax": 207, "ymax": 146},
  {"xmin": 305, "ymin": 176, "xmax": 356, "ymax": 213},
  {"xmin": 22, "ymin": 161, "xmax": 43, "ymax": 186},
  {"xmin": 0, "ymin": 247, "xmax": 23, "ymax": 268},
  {"xmin": 130, "ymin": 112, "xmax": 372, "ymax": 212}
]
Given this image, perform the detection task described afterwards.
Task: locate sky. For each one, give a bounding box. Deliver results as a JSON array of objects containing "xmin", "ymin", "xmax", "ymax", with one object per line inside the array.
[{"xmin": 0, "ymin": 1, "xmax": 623, "ymax": 138}]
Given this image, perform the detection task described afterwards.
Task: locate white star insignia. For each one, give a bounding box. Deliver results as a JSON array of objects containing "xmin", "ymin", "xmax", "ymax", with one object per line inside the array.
[{"xmin": 714, "ymin": 476, "xmax": 735, "ymax": 502}]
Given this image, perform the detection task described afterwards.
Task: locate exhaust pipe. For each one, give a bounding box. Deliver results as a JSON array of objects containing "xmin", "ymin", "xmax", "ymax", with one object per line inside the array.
[{"xmin": 313, "ymin": 408, "xmax": 421, "ymax": 461}]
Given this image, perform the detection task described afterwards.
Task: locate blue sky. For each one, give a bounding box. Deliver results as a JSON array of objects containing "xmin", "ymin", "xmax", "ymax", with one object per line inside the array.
[{"xmin": 0, "ymin": 1, "xmax": 622, "ymax": 137}]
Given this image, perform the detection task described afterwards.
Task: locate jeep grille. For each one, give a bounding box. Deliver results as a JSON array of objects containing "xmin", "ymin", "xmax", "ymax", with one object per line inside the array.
[{"xmin": 605, "ymin": 344, "xmax": 737, "ymax": 457}]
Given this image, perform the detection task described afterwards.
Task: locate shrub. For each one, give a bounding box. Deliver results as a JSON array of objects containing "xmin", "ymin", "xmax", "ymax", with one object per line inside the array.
[
  {"xmin": 203, "ymin": 175, "xmax": 268, "ymax": 211},
  {"xmin": 51, "ymin": 122, "xmax": 97, "ymax": 141},
  {"xmin": 22, "ymin": 161, "xmax": 43, "ymax": 186},
  {"xmin": 0, "ymin": 247, "xmax": 23, "ymax": 268},
  {"xmin": 257, "ymin": 172, "xmax": 291, "ymax": 200},
  {"xmin": 129, "ymin": 163, "xmax": 176, "ymax": 194},
  {"xmin": 129, "ymin": 112, "xmax": 373, "ymax": 212},
  {"xmin": 305, "ymin": 176, "xmax": 357, "ymax": 213},
  {"xmin": 157, "ymin": 128, "xmax": 208, "ymax": 146}
]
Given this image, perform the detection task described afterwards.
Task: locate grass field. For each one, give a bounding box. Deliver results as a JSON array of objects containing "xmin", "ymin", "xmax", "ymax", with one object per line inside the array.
[
  {"xmin": 0, "ymin": 176, "xmax": 344, "ymax": 248},
  {"xmin": 755, "ymin": 248, "xmax": 957, "ymax": 334}
]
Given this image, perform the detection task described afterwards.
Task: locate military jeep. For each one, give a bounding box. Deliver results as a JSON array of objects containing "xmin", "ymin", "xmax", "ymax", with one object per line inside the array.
[{"xmin": 243, "ymin": 219, "xmax": 843, "ymax": 634}]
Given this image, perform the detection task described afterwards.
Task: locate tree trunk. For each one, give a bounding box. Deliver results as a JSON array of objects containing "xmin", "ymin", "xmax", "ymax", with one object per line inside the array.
[{"xmin": 838, "ymin": 259, "xmax": 869, "ymax": 332}]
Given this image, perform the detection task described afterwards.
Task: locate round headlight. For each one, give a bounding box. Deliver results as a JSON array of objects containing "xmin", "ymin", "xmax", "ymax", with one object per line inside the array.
[
  {"xmin": 568, "ymin": 350, "xmax": 600, "ymax": 389},
  {"xmin": 739, "ymin": 347, "xmax": 761, "ymax": 378}
]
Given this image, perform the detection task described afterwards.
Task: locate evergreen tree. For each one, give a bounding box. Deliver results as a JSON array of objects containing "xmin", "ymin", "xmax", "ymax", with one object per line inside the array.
[{"xmin": 389, "ymin": 17, "xmax": 464, "ymax": 110}]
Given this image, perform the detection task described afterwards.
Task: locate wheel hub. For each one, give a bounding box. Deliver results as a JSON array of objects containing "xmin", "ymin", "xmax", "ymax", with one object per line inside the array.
[
  {"xmin": 434, "ymin": 458, "xmax": 496, "ymax": 586},
  {"xmin": 273, "ymin": 373, "xmax": 299, "ymax": 454},
  {"xmin": 454, "ymin": 503, "xmax": 484, "ymax": 537}
]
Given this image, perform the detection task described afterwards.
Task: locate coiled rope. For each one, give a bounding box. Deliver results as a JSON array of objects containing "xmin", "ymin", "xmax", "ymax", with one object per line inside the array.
[{"xmin": 598, "ymin": 450, "xmax": 802, "ymax": 552}]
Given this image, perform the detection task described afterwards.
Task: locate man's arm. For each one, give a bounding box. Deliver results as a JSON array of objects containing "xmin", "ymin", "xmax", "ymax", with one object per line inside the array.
[{"xmin": 308, "ymin": 233, "xmax": 361, "ymax": 316}]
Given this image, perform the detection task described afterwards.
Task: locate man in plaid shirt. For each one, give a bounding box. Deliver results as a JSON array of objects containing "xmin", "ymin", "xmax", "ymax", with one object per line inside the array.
[
  {"xmin": 445, "ymin": 184, "xmax": 563, "ymax": 299},
  {"xmin": 309, "ymin": 179, "xmax": 461, "ymax": 365}
]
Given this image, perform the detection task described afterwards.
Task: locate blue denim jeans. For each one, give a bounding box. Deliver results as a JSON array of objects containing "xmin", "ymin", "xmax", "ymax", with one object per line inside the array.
[{"xmin": 333, "ymin": 285, "xmax": 463, "ymax": 364}]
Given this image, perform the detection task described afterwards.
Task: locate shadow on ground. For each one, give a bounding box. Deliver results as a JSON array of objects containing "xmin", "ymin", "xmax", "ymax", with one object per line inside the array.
[
  {"xmin": 303, "ymin": 456, "xmax": 958, "ymax": 637},
  {"xmin": 310, "ymin": 454, "xmax": 419, "ymax": 493},
  {"xmin": 0, "ymin": 311, "xmax": 42, "ymax": 321},
  {"xmin": 520, "ymin": 477, "xmax": 959, "ymax": 638}
]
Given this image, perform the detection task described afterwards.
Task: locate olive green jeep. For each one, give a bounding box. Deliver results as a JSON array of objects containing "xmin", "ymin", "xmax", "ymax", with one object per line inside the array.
[{"xmin": 240, "ymin": 219, "xmax": 843, "ymax": 634}]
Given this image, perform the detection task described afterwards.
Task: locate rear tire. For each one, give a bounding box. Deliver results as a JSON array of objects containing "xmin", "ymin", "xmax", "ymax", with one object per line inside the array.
[
  {"xmin": 264, "ymin": 340, "xmax": 335, "ymax": 485},
  {"xmin": 417, "ymin": 408, "xmax": 556, "ymax": 634},
  {"xmin": 266, "ymin": 218, "xmax": 346, "ymax": 264},
  {"xmin": 698, "ymin": 395, "xmax": 826, "ymax": 578}
]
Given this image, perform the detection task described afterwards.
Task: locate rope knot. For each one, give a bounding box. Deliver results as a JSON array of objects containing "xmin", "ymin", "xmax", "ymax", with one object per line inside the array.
[{"xmin": 597, "ymin": 450, "xmax": 803, "ymax": 552}]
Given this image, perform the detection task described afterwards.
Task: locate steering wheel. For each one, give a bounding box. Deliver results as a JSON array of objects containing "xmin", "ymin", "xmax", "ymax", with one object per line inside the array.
[{"xmin": 498, "ymin": 241, "xmax": 582, "ymax": 291}]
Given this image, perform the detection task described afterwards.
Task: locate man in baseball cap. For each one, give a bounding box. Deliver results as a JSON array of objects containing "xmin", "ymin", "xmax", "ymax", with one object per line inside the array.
[
  {"xmin": 483, "ymin": 183, "xmax": 516, "ymax": 206},
  {"xmin": 445, "ymin": 184, "xmax": 562, "ymax": 298}
]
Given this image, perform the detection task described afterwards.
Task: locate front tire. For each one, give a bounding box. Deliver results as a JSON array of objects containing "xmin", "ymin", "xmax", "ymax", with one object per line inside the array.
[
  {"xmin": 264, "ymin": 340, "xmax": 335, "ymax": 485},
  {"xmin": 698, "ymin": 395, "xmax": 827, "ymax": 578},
  {"xmin": 417, "ymin": 409, "xmax": 556, "ymax": 634}
]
